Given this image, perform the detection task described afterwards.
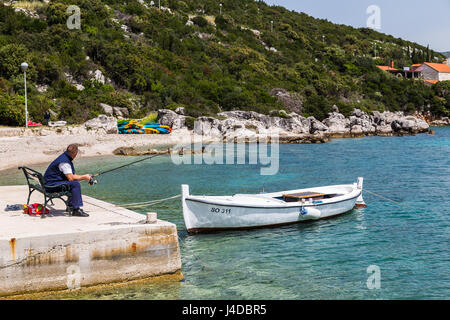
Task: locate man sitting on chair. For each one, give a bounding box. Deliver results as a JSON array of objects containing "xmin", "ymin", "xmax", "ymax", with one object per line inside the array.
[{"xmin": 43, "ymin": 144, "xmax": 92, "ymax": 217}]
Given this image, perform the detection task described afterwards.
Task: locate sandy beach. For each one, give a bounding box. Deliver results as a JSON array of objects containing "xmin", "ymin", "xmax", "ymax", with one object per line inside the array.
[{"xmin": 0, "ymin": 127, "xmax": 201, "ymax": 172}]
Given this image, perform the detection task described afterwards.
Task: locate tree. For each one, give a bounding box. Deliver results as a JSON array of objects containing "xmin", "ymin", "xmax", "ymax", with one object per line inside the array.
[
  {"xmin": 0, "ymin": 91, "xmax": 25, "ymax": 126},
  {"xmin": 0, "ymin": 44, "xmax": 30, "ymax": 79}
]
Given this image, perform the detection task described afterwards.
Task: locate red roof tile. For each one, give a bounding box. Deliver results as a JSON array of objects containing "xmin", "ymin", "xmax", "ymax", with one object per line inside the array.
[
  {"xmin": 377, "ymin": 65, "xmax": 397, "ymax": 71},
  {"xmin": 424, "ymin": 62, "xmax": 450, "ymax": 73}
]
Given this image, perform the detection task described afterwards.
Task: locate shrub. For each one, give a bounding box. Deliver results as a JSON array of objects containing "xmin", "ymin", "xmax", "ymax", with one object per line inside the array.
[
  {"xmin": 215, "ymin": 15, "xmax": 230, "ymax": 30},
  {"xmin": 0, "ymin": 91, "xmax": 25, "ymax": 126},
  {"xmin": 142, "ymin": 112, "xmax": 158, "ymax": 123},
  {"xmin": 192, "ymin": 16, "xmax": 208, "ymax": 28},
  {"xmin": 29, "ymin": 95, "xmax": 56, "ymax": 123},
  {"xmin": 302, "ymin": 95, "xmax": 332, "ymax": 121},
  {"xmin": 0, "ymin": 44, "xmax": 30, "ymax": 79},
  {"xmin": 184, "ymin": 116, "xmax": 196, "ymax": 129}
]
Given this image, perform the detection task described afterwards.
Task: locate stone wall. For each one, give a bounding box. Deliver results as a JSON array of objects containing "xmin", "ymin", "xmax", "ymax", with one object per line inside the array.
[{"xmin": 421, "ymin": 64, "xmax": 439, "ymax": 81}]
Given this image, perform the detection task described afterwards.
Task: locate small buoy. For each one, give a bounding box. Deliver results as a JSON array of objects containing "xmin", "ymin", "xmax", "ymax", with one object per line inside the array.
[{"xmin": 303, "ymin": 207, "xmax": 321, "ymax": 219}]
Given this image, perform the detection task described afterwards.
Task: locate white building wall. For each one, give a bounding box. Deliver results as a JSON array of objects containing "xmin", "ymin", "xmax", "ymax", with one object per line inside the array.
[{"xmin": 439, "ymin": 72, "xmax": 450, "ymax": 81}]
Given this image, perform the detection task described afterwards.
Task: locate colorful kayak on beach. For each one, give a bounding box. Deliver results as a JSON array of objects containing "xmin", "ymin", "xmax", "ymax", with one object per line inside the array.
[{"xmin": 117, "ymin": 119, "xmax": 172, "ymax": 134}]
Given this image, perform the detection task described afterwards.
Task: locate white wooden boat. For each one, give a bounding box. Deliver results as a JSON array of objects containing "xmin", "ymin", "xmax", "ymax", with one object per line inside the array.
[{"xmin": 181, "ymin": 178, "xmax": 366, "ymax": 233}]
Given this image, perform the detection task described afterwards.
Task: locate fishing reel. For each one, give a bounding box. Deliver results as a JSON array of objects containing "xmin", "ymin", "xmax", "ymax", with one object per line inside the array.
[{"xmin": 88, "ymin": 175, "xmax": 98, "ymax": 186}]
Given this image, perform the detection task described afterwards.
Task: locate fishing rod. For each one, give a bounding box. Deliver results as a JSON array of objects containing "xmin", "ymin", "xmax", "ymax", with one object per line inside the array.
[{"xmin": 88, "ymin": 153, "xmax": 165, "ymax": 185}]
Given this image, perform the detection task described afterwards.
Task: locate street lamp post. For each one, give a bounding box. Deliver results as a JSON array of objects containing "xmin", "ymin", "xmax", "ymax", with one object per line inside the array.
[
  {"xmin": 270, "ymin": 20, "xmax": 273, "ymax": 32},
  {"xmin": 219, "ymin": 3, "xmax": 222, "ymax": 15},
  {"xmin": 21, "ymin": 62, "xmax": 28, "ymax": 129}
]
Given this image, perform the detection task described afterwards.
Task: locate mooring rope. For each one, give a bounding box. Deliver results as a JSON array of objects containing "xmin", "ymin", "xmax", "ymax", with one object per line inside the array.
[
  {"xmin": 119, "ymin": 194, "xmax": 181, "ymax": 208},
  {"xmin": 365, "ymin": 189, "xmax": 414, "ymax": 209},
  {"xmin": 118, "ymin": 189, "xmax": 414, "ymax": 211}
]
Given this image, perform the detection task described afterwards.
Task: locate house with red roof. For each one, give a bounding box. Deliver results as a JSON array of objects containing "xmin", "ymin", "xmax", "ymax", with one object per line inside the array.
[
  {"xmin": 416, "ymin": 62, "xmax": 450, "ymax": 82},
  {"xmin": 377, "ymin": 61, "xmax": 420, "ymax": 79},
  {"xmin": 376, "ymin": 61, "xmax": 397, "ymax": 72}
]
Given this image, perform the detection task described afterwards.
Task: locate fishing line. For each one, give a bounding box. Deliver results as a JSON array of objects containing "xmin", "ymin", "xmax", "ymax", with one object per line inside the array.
[{"xmin": 89, "ymin": 153, "xmax": 166, "ymax": 185}]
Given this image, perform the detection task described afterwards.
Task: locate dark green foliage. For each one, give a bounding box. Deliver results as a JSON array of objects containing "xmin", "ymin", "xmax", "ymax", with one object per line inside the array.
[
  {"xmin": 0, "ymin": 44, "xmax": 30, "ymax": 79},
  {"xmin": 0, "ymin": 90, "xmax": 25, "ymax": 126},
  {"xmin": 303, "ymin": 95, "xmax": 332, "ymax": 121},
  {"xmin": 192, "ymin": 16, "xmax": 208, "ymax": 27},
  {"xmin": 28, "ymin": 95, "xmax": 56, "ymax": 124},
  {"xmin": 215, "ymin": 15, "xmax": 231, "ymax": 30},
  {"xmin": 0, "ymin": 0, "xmax": 448, "ymax": 127}
]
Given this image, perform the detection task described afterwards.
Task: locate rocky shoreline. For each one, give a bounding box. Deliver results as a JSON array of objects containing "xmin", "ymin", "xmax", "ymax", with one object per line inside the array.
[
  {"xmin": 0, "ymin": 107, "xmax": 447, "ymax": 170},
  {"xmin": 157, "ymin": 107, "xmax": 441, "ymax": 144}
]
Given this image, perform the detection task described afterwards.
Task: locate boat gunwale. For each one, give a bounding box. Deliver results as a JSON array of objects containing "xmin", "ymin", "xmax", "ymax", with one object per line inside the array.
[{"xmin": 185, "ymin": 189, "xmax": 361, "ymax": 209}]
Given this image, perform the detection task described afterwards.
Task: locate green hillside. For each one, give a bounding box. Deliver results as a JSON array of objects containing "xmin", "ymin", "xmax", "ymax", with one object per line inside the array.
[{"xmin": 0, "ymin": 0, "xmax": 449, "ymax": 126}]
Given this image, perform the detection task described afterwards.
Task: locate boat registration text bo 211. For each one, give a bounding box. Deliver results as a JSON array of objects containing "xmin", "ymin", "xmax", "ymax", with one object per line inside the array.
[{"xmin": 211, "ymin": 207, "xmax": 232, "ymax": 214}]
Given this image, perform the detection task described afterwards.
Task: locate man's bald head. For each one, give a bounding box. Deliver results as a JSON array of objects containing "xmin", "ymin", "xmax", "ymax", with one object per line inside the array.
[{"xmin": 67, "ymin": 144, "xmax": 79, "ymax": 159}]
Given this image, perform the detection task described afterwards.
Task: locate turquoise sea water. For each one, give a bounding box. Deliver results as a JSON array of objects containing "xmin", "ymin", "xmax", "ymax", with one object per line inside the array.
[{"xmin": 1, "ymin": 127, "xmax": 449, "ymax": 299}]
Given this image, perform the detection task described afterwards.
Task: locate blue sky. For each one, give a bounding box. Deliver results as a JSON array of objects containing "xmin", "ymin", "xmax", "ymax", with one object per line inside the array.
[{"xmin": 264, "ymin": 0, "xmax": 450, "ymax": 52}]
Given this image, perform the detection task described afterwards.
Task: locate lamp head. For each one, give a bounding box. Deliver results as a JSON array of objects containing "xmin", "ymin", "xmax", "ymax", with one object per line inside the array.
[{"xmin": 21, "ymin": 62, "xmax": 28, "ymax": 72}]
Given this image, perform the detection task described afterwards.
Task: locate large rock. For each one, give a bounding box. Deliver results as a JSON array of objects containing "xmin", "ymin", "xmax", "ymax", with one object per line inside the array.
[
  {"xmin": 391, "ymin": 120, "xmax": 403, "ymax": 132},
  {"xmin": 401, "ymin": 116, "xmax": 429, "ymax": 132},
  {"xmin": 113, "ymin": 107, "xmax": 129, "ymax": 118},
  {"xmin": 100, "ymin": 103, "xmax": 113, "ymax": 116},
  {"xmin": 272, "ymin": 116, "xmax": 310, "ymax": 134},
  {"xmin": 377, "ymin": 124, "xmax": 393, "ymax": 135},
  {"xmin": 430, "ymin": 117, "xmax": 450, "ymax": 126},
  {"xmin": 352, "ymin": 108, "xmax": 364, "ymax": 118},
  {"xmin": 157, "ymin": 109, "xmax": 186, "ymax": 130},
  {"xmin": 323, "ymin": 112, "xmax": 350, "ymax": 136},
  {"xmin": 194, "ymin": 117, "xmax": 224, "ymax": 137},
  {"xmin": 175, "ymin": 107, "xmax": 186, "ymax": 115},
  {"xmin": 84, "ymin": 115, "xmax": 118, "ymax": 134},
  {"xmin": 351, "ymin": 109, "xmax": 429, "ymax": 134},
  {"xmin": 350, "ymin": 125, "xmax": 364, "ymax": 136},
  {"xmin": 308, "ymin": 117, "xmax": 328, "ymax": 134},
  {"xmin": 90, "ymin": 69, "xmax": 106, "ymax": 84},
  {"xmin": 372, "ymin": 111, "xmax": 386, "ymax": 126},
  {"xmin": 217, "ymin": 110, "xmax": 309, "ymax": 135},
  {"xmin": 218, "ymin": 111, "xmax": 271, "ymax": 125},
  {"xmin": 269, "ymin": 88, "xmax": 304, "ymax": 114},
  {"xmin": 390, "ymin": 114, "xmax": 429, "ymax": 133}
]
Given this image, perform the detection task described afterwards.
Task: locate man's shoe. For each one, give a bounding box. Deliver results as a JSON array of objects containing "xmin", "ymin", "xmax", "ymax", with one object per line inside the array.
[{"xmin": 72, "ymin": 208, "xmax": 89, "ymax": 217}]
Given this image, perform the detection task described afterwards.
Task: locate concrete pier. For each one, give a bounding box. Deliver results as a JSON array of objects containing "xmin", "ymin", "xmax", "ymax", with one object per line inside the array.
[{"xmin": 0, "ymin": 185, "xmax": 182, "ymax": 297}]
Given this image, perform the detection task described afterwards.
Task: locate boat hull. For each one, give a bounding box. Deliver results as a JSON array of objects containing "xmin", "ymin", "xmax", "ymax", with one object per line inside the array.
[{"xmin": 181, "ymin": 181, "xmax": 363, "ymax": 234}]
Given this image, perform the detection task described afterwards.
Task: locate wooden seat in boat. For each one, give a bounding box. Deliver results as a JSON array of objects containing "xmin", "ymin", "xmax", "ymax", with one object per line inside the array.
[{"xmin": 282, "ymin": 192, "xmax": 325, "ymax": 202}]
